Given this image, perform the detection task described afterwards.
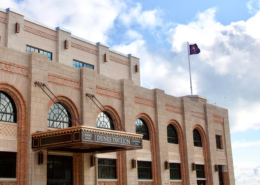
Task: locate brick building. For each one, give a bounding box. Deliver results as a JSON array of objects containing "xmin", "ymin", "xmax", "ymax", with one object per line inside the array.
[{"xmin": 0, "ymin": 8, "xmax": 235, "ymax": 185}]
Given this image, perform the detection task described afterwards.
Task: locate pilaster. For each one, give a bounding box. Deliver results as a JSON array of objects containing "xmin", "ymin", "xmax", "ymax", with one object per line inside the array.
[
  {"xmin": 128, "ymin": 54, "xmax": 140, "ymax": 86},
  {"xmin": 56, "ymin": 27, "xmax": 72, "ymax": 65},
  {"xmin": 97, "ymin": 43, "xmax": 110, "ymax": 77}
]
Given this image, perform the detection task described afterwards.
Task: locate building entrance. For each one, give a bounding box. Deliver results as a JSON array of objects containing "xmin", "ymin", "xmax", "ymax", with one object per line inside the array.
[
  {"xmin": 197, "ymin": 180, "xmax": 206, "ymax": 185},
  {"xmin": 47, "ymin": 155, "xmax": 73, "ymax": 185}
]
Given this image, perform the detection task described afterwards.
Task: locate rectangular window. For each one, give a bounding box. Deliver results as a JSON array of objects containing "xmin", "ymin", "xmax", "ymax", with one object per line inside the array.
[
  {"xmin": 196, "ymin": 164, "xmax": 205, "ymax": 178},
  {"xmin": 218, "ymin": 165, "xmax": 224, "ymax": 185},
  {"xmin": 98, "ymin": 158, "xmax": 117, "ymax": 179},
  {"xmin": 170, "ymin": 163, "xmax": 181, "ymax": 180},
  {"xmin": 26, "ymin": 45, "xmax": 52, "ymax": 60},
  {"xmin": 73, "ymin": 59, "xmax": 94, "ymax": 69},
  {"xmin": 0, "ymin": 152, "xmax": 16, "ymax": 178},
  {"xmin": 138, "ymin": 161, "xmax": 152, "ymax": 179},
  {"xmin": 216, "ymin": 135, "xmax": 222, "ymax": 149}
]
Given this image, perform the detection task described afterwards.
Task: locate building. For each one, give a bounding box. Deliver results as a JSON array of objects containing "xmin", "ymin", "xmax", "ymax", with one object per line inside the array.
[{"xmin": 0, "ymin": 8, "xmax": 235, "ymax": 185}]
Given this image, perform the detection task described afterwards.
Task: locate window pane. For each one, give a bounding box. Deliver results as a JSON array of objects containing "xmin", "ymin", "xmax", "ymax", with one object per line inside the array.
[
  {"xmin": 136, "ymin": 119, "xmax": 149, "ymax": 140},
  {"xmin": 170, "ymin": 163, "xmax": 181, "ymax": 180},
  {"xmin": 138, "ymin": 161, "xmax": 152, "ymax": 179},
  {"xmin": 0, "ymin": 152, "xmax": 16, "ymax": 178},
  {"xmin": 0, "ymin": 92, "xmax": 16, "ymax": 123},
  {"xmin": 216, "ymin": 135, "xmax": 222, "ymax": 149},
  {"xmin": 196, "ymin": 165, "xmax": 205, "ymax": 178},
  {"xmin": 96, "ymin": 112, "xmax": 114, "ymax": 130},
  {"xmin": 98, "ymin": 159, "xmax": 117, "ymax": 179},
  {"xmin": 73, "ymin": 59, "xmax": 94, "ymax": 69},
  {"xmin": 167, "ymin": 125, "xmax": 178, "ymax": 144}
]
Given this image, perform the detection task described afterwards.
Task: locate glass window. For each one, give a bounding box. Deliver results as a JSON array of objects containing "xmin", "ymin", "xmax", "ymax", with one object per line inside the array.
[
  {"xmin": 96, "ymin": 112, "xmax": 114, "ymax": 130},
  {"xmin": 0, "ymin": 92, "xmax": 16, "ymax": 123},
  {"xmin": 73, "ymin": 59, "xmax": 94, "ymax": 69},
  {"xmin": 196, "ymin": 164, "xmax": 205, "ymax": 178},
  {"xmin": 216, "ymin": 135, "xmax": 222, "ymax": 149},
  {"xmin": 137, "ymin": 161, "xmax": 152, "ymax": 179},
  {"xmin": 26, "ymin": 45, "xmax": 52, "ymax": 60},
  {"xmin": 0, "ymin": 152, "xmax": 16, "ymax": 178},
  {"xmin": 48, "ymin": 103, "xmax": 71, "ymax": 128},
  {"xmin": 170, "ymin": 163, "xmax": 181, "ymax": 180},
  {"xmin": 167, "ymin": 125, "xmax": 178, "ymax": 144},
  {"xmin": 193, "ymin": 129, "xmax": 202, "ymax": 147},
  {"xmin": 98, "ymin": 158, "xmax": 117, "ymax": 179},
  {"xmin": 135, "ymin": 119, "xmax": 149, "ymax": 140}
]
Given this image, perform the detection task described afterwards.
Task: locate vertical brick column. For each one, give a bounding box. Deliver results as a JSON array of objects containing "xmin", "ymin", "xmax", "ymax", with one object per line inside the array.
[
  {"xmin": 182, "ymin": 97, "xmax": 194, "ymax": 185},
  {"xmin": 27, "ymin": 52, "xmax": 50, "ymax": 185},
  {"xmin": 222, "ymin": 111, "xmax": 235, "ymax": 185},
  {"xmin": 56, "ymin": 27, "xmax": 72, "ymax": 65},
  {"xmin": 122, "ymin": 79, "xmax": 138, "ymax": 185},
  {"xmin": 128, "ymin": 54, "xmax": 140, "ymax": 86},
  {"xmin": 6, "ymin": 8, "xmax": 25, "ymax": 52},
  {"xmin": 154, "ymin": 89, "xmax": 168, "ymax": 185},
  {"xmin": 97, "ymin": 43, "xmax": 110, "ymax": 77}
]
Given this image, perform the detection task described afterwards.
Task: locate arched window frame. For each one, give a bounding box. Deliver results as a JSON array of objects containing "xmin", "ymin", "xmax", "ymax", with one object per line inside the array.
[
  {"xmin": 167, "ymin": 124, "xmax": 178, "ymax": 144},
  {"xmin": 47, "ymin": 103, "xmax": 71, "ymax": 129},
  {"xmin": 193, "ymin": 129, "xmax": 202, "ymax": 147},
  {"xmin": 135, "ymin": 118, "xmax": 149, "ymax": 140},
  {"xmin": 96, "ymin": 112, "xmax": 115, "ymax": 130},
  {"xmin": 0, "ymin": 91, "xmax": 17, "ymax": 123}
]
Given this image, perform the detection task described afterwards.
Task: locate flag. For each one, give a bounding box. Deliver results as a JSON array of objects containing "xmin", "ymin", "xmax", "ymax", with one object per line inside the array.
[{"xmin": 189, "ymin": 44, "xmax": 200, "ymax": 55}]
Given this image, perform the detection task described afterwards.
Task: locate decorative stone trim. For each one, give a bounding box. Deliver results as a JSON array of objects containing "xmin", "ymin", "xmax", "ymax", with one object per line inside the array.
[
  {"xmin": 109, "ymin": 55, "xmax": 129, "ymax": 66},
  {"xmin": 98, "ymin": 182, "xmax": 118, "ymax": 185},
  {"xmin": 71, "ymin": 42, "xmax": 98, "ymax": 55},
  {"xmin": 135, "ymin": 96, "xmax": 155, "ymax": 108},
  {"xmin": 24, "ymin": 25, "xmax": 57, "ymax": 41},
  {"xmin": 0, "ymin": 124, "xmax": 17, "ymax": 137},
  {"xmin": 170, "ymin": 183, "xmax": 182, "ymax": 185},
  {"xmin": 96, "ymin": 86, "xmax": 122, "ymax": 100},
  {"xmin": 48, "ymin": 73, "xmax": 81, "ymax": 91},
  {"xmin": 138, "ymin": 182, "xmax": 153, "ymax": 185},
  {"xmin": 166, "ymin": 104, "xmax": 182, "ymax": 114},
  {"xmin": 213, "ymin": 115, "xmax": 224, "ymax": 124},
  {"xmin": 0, "ymin": 17, "xmax": 7, "ymax": 24},
  {"xmin": 0, "ymin": 182, "xmax": 17, "ymax": 185},
  {"xmin": 0, "ymin": 60, "xmax": 29, "ymax": 77},
  {"xmin": 192, "ymin": 111, "xmax": 205, "ymax": 120},
  {"xmin": 73, "ymin": 153, "xmax": 82, "ymax": 185}
]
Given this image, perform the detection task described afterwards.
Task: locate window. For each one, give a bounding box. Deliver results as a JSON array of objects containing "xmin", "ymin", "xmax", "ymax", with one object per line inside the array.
[
  {"xmin": 170, "ymin": 163, "xmax": 181, "ymax": 180},
  {"xmin": 73, "ymin": 59, "xmax": 94, "ymax": 69},
  {"xmin": 193, "ymin": 129, "xmax": 202, "ymax": 147},
  {"xmin": 48, "ymin": 103, "xmax": 71, "ymax": 128},
  {"xmin": 218, "ymin": 165, "xmax": 224, "ymax": 185},
  {"xmin": 167, "ymin": 125, "xmax": 178, "ymax": 144},
  {"xmin": 96, "ymin": 112, "xmax": 114, "ymax": 130},
  {"xmin": 196, "ymin": 164, "xmax": 205, "ymax": 178},
  {"xmin": 0, "ymin": 152, "xmax": 16, "ymax": 178},
  {"xmin": 216, "ymin": 135, "xmax": 222, "ymax": 149},
  {"xmin": 137, "ymin": 161, "xmax": 152, "ymax": 179},
  {"xmin": 98, "ymin": 158, "xmax": 117, "ymax": 179},
  {"xmin": 135, "ymin": 119, "xmax": 149, "ymax": 140},
  {"xmin": 26, "ymin": 45, "xmax": 52, "ymax": 60},
  {"xmin": 0, "ymin": 92, "xmax": 16, "ymax": 123}
]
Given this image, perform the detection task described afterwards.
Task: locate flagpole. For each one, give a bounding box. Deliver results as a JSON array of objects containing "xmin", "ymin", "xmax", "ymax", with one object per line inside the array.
[{"xmin": 187, "ymin": 42, "xmax": 193, "ymax": 95}]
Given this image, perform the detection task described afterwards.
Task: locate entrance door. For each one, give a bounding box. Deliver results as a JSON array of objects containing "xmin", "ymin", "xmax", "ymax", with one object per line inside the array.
[
  {"xmin": 197, "ymin": 180, "xmax": 206, "ymax": 185},
  {"xmin": 47, "ymin": 155, "xmax": 73, "ymax": 185}
]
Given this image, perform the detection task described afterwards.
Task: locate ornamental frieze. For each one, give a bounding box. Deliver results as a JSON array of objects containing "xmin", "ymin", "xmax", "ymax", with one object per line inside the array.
[
  {"xmin": 192, "ymin": 111, "xmax": 206, "ymax": 120},
  {"xmin": 48, "ymin": 73, "xmax": 81, "ymax": 91},
  {"xmin": 0, "ymin": 60, "xmax": 29, "ymax": 77},
  {"xmin": 109, "ymin": 55, "xmax": 129, "ymax": 66},
  {"xmin": 135, "ymin": 96, "xmax": 155, "ymax": 108},
  {"xmin": 166, "ymin": 104, "xmax": 182, "ymax": 114},
  {"xmin": 96, "ymin": 85, "xmax": 122, "ymax": 100},
  {"xmin": 213, "ymin": 115, "xmax": 224, "ymax": 124},
  {"xmin": 0, "ymin": 17, "xmax": 7, "ymax": 24},
  {"xmin": 24, "ymin": 25, "xmax": 57, "ymax": 41},
  {"xmin": 71, "ymin": 42, "xmax": 98, "ymax": 55}
]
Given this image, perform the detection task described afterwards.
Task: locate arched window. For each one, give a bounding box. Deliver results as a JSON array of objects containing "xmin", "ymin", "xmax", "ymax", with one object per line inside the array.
[
  {"xmin": 167, "ymin": 125, "xmax": 178, "ymax": 144},
  {"xmin": 96, "ymin": 112, "xmax": 114, "ymax": 130},
  {"xmin": 0, "ymin": 92, "xmax": 16, "ymax": 123},
  {"xmin": 193, "ymin": 129, "xmax": 202, "ymax": 147},
  {"xmin": 48, "ymin": 103, "xmax": 71, "ymax": 128},
  {"xmin": 136, "ymin": 119, "xmax": 149, "ymax": 140}
]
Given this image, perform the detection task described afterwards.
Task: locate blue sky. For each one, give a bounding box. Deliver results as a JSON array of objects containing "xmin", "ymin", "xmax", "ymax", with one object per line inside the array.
[{"xmin": 1, "ymin": 0, "xmax": 260, "ymax": 184}]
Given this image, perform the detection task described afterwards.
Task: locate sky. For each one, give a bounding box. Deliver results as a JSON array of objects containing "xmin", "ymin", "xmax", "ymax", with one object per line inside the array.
[{"xmin": 0, "ymin": 0, "xmax": 260, "ymax": 184}]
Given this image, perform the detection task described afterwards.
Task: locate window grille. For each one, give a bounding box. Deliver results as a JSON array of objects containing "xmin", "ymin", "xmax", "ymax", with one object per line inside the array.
[
  {"xmin": 137, "ymin": 161, "xmax": 152, "ymax": 179},
  {"xmin": 96, "ymin": 112, "xmax": 114, "ymax": 130},
  {"xmin": 196, "ymin": 164, "xmax": 205, "ymax": 178},
  {"xmin": 0, "ymin": 92, "xmax": 16, "ymax": 123},
  {"xmin": 26, "ymin": 45, "xmax": 52, "ymax": 60},
  {"xmin": 98, "ymin": 158, "xmax": 117, "ymax": 179},
  {"xmin": 167, "ymin": 125, "xmax": 178, "ymax": 144},
  {"xmin": 170, "ymin": 163, "xmax": 181, "ymax": 180},
  {"xmin": 48, "ymin": 103, "xmax": 71, "ymax": 128},
  {"xmin": 135, "ymin": 119, "xmax": 149, "ymax": 140},
  {"xmin": 73, "ymin": 59, "xmax": 94, "ymax": 69},
  {"xmin": 193, "ymin": 129, "xmax": 202, "ymax": 147},
  {"xmin": 0, "ymin": 152, "xmax": 16, "ymax": 178}
]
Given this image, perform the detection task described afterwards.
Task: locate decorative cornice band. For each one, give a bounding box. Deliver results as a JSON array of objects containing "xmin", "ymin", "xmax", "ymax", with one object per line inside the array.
[
  {"xmin": 109, "ymin": 55, "xmax": 129, "ymax": 66},
  {"xmin": 98, "ymin": 182, "xmax": 118, "ymax": 185},
  {"xmin": 170, "ymin": 182, "xmax": 182, "ymax": 185},
  {"xmin": 213, "ymin": 115, "xmax": 224, "ymax": 124},
  {"xmin": 0, "ymin": 17, "xmax": 7, "ymax": 24},
  {"xmin": 71, "ymin": 42, "xmax": 98, "ymax": 55},
  {"xmin": 0, "ymin": 60, "xmax": 29, "ymax": 77},
  {"xmin": 48, "ymin": 73, "xmax": 80, "ymax": 91},
  {"xmin": 24, "ymin": 25, "xmax": 57, "ymax": 41},
  {"xmin": 192, "ymin": 111, "xmax": 205, "ymax": 120},
  {"xmin": 135, "ymin": 96, "xmax": 155, "ymax": 108},
  {"xmin": 96, "ymin": 85, "xmax": 122, "ymax": 100},
  {"xmin": 166, "ymin": 104, "xmax": 182, "ymax": 114},
  {"xmin": 138, "ymin": 182, "xmax": 153, "ymax": 185}
]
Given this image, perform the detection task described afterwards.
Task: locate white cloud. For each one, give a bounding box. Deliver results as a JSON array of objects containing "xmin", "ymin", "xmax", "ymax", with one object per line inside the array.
[
  {"xmin": 125, "ymin": 29, "xmax": 143, "ymax": 40},
  {"xmin": 232, "ymin": 140, "xmax": 260, "ymax": 147},
  {"xmin": 247, "ymin": 0, "xmax": 260, "ymax": 14},
  {"xmin": 235, "ymin": 163, "xmax": 260, "ymax": 185}
]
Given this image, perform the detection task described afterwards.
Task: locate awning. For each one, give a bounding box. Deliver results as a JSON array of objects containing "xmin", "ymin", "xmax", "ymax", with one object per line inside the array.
[{"xmin": 32, "ymin": 126, "xmax": 143, "ymax": 153}]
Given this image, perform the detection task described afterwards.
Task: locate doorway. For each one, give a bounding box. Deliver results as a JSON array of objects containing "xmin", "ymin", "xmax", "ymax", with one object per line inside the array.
[{"xmin": 47, "ymin": 155, "xmax": 73, "ymax": 185}]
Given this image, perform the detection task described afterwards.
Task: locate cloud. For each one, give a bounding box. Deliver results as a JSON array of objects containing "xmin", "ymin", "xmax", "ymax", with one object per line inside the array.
[
  {"xmin": 235, "ymin": 163, "xmax": 260, "ymax": 185},
  {"xmin": 232, "ymin": 140, "xmax": 260, "ymax": 148},
  {"xmin": 247, "ymin": 0, "xmax": 260, "ymax": 14},
  {"xmin": 125, "ymin": 29, "xmax": 143, "ymax": 40}
]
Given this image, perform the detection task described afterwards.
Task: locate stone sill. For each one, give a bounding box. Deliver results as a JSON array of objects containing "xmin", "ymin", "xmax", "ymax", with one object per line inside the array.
[
  {"xmin": 216, "ymin": 149, "xmax": 224, "ymax": 152},
  {"xmin": 170, "ymin": 180, "xmax": 182, "ymax": 182},
  {"xmin": 0, "ymin": 121, "xmax": 17, "ymax": 126},
  {"xmin": 138, "ymin": 179, "xmax": 153, "ymax": 181},
  {"xmin": 0, "ymin": 178, "xmax": 16, "ymax": 181},
  {"xmin": 98, "ymin": 179, "xmax": 118, "ymax": 181}
]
